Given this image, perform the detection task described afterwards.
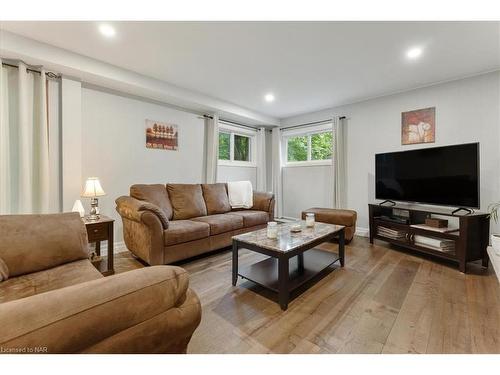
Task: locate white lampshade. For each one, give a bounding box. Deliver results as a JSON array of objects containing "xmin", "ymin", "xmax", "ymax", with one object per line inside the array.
[
  {"xmin": 81, "ymin": 177, "xmax": 106, "ymax": 198},
  {"xmin": 72, "ymin": 199, "xmax": 85, "ymax": 217}
]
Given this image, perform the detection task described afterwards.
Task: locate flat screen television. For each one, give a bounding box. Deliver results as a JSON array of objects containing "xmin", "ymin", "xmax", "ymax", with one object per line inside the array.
[{"xmin": 375, "ymin": 143, "xmax": 479, "ymax": 208}]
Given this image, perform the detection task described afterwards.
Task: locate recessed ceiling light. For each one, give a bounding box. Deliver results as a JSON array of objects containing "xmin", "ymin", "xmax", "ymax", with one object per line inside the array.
[
  {"xmin": 99, "ymin": 24, "xmax": 116, "ymax": 38},
  {"xmin": 264, "ymin": 93, "xmax": 275, "ymax": 102},
  {"xmin": 406, "ymin": 47, "xmax": 423, "ymax": 60}
]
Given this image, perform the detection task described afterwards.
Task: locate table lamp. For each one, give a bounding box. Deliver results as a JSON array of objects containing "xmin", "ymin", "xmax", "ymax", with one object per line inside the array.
[
  {"xmin": 72, "ymin": 199, "xmax": 85, "ymax": 218},
  {"xmin": 81, "ymin": 177, "xmax": 106, "ymax": 221}
]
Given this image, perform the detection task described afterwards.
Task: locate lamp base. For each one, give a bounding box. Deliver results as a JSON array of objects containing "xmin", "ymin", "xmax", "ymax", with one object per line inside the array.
[{"xmin": 88, "ymin": 197, "xmax": 100, "ymax": 221}]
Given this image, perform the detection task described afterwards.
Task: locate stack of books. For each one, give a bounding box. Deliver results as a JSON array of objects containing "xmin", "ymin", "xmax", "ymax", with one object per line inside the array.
[
  {"xmin": 377, "ymin": 226, "xmax": 406, "ymax": 240},
  {"xmin": 414, "ymin": 235, "xmax": 455, "ymax": 253},
  {"xmin": 410, "ymin": 224, "xmax": 459, "ymax": 234}
]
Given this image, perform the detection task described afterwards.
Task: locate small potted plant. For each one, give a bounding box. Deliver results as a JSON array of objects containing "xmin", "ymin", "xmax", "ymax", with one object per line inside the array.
[{"xmin": 488, "ymin": 202, "xmax": 500, "ymax": 252}]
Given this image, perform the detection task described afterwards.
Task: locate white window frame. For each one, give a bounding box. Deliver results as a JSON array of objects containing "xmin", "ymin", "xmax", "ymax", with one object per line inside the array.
[
  {"xmin": 283, "ymin": 123, "xmax": 333, "ymax": 167},
  {"xmin": 218, "ymin": 124, "xmax": 257, "ymax": 167}
]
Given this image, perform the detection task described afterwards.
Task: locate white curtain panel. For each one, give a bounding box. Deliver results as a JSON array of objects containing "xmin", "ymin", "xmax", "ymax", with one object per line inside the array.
[
  {"xmin": 17, "ymin": 62, "xmax": 34, "ymax": 212},
  {"xmin": 256, "ymin": 127, "xmax": 267, "ymax": 191},
  {"xmin": 0, "ymin": 59, "xmax": 11, "ymax": 214},
  {"xmin": 0, "ymin": 60, "xmax": 51, "ymax": 214},
  {"xmin": 205, "ymin": 113, "xmax": 219, "ymax": 184},
  {"xmin": 35, "ymin": 68, "xmax": 50, "ymax": 213},
  {"xmin": 271, "ymin": 127, "xmax": 283, "ymax": 218},
  {"xmin": 47, "ymin": 79, "xmax": 62, "ymax": 213},
  {"xmin": 332, "ymin": 116, "xmax": 347, "ymax": 208}
]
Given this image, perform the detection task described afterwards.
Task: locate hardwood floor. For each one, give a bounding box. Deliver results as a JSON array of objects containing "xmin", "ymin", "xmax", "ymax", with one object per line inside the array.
[{"xmin": 111, "ymin": 237, "xmax": 500, "ymax": 354}]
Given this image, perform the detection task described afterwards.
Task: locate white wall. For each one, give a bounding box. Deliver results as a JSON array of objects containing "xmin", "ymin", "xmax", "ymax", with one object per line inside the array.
[
  {"xmin": 283, "ymin": 165, "xmax": 333, "ymax": 218},
  {"xmin": 47, "ymin": 79, "xmax": 62, "ymax": 212},
  {"xmin": 281, "ymin": 71, "xmax": 500, "ymax": 234},
  {"xmin": 265, "ymin": 130, "xmax": 273, "ymax": 192},
  {"xmin": 61, "ymin": 78, "xmax": 82, "ymax": 212},
  {"xmin": 81, "ymin": 87, "xmax": 206, "ymax": 245},
  {"xmin": 72, "ymin": 86, "xmax": 268, "ymax": 250},
  {"xmin": 217, "ymin": 166, "xmax": 257, "ymax": 188}
]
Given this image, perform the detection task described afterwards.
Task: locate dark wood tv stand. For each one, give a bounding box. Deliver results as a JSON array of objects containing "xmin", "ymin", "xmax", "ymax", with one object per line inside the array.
[{"xmin": 368, "ymin": 203, "xmax": 490, "ymax": 273}]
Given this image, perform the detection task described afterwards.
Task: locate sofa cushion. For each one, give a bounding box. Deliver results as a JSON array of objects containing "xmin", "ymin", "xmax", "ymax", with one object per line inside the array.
[
  {"xmin": 167, "ymin": 184, "xmax": 208, "ymax": 220},
  {"xmin": 227, "ymin": 210, "xmax": 269, "ymax": 228},
  {"xmin": 0, "ymin": 259, "xmax": 102, "ymax": 304},
  {"xmin": 130, "ymin": 184, "xmax": 173, "ymax": 220},
  {"xmin": 164, "ymin": 220, "xmax": 210, "ymax": 246},
  {"xmin": 201, "ymin": 183, "xmax": 231, "ymax": 215},
  {"xmin": 0, "ymin": 213, "xmax": 89, "ymax": 278},
  {"xmin": 191, "ymin": 214, "xmax": 244, "ymax": 235}
]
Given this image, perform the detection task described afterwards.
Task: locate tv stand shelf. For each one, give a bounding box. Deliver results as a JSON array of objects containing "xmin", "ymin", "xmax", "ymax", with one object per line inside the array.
[{"xmin": 368, "ymin": 203, "xmax": 490, "ymax": 273}]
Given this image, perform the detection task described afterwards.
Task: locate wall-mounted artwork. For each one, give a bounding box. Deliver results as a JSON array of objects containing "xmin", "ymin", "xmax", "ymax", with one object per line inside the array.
[
  {"xmin": 401, "ymin": 107, "xmax": 435, "ymax": 145},
  {"xmin": 145, "ymin": 120, "xmax": 178, "ymax": 150}
]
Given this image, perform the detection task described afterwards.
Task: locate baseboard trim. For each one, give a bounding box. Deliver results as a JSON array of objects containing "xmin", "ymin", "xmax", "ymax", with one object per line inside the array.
[
  {"xmin": 276, "ymin": 216, "xmax": 299, "ymax": 222},
  {"xmin": 114, "ymin": 241, "xmax": 128, "ymax": 253},
  {"xmin": 487, "ymin": 246, "xmax": 500, "ymax": 283},
  {"xmin": 89, "ymin": 241, "xmax": 128, "ymax": 254},
  {"xmin": 356, "ymin": 227, "xmax": 369, "ymax": 238}
]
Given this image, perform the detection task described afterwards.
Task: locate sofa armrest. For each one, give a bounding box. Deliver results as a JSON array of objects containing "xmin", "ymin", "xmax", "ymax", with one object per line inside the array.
[
  {"xmin": 116, "ymin": 196, "xmax": 165, "ymax": 265},
  {"xmin": 252, "ymin": 191, "xmax": 275, "ymax": 219},
  {"xmin": 116, "ymin": 196, "xmax": 169, "ymax": 229},
  {"xmin": 0, "ymin": 266, "xmax": 201, "ymax": 353}
]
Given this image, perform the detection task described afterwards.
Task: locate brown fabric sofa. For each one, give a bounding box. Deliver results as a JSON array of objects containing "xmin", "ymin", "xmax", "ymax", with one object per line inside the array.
[
  {"xmin": 116, "ymin": 183, "xmax": 275, "ymax": 265},
  {"xmin": 0, "ymin": 212, "xmax": 201, "ymax": 354}
]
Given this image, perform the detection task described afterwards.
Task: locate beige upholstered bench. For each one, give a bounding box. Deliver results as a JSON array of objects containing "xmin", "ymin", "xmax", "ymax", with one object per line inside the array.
[{"xmin": 301, "ymin": 207, "xmax": 357, "ymax": 243}]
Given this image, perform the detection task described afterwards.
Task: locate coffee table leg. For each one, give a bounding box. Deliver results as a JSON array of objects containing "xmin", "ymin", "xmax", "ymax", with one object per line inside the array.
[
  {"xmin": 297, "ymin": 253, "xmax": 304, "ymax": 274},
  {"xmin": 278, "ymin": 256, "xmax": 289, "ymax": 310},
  {"xmin": 339, "ymin": 228, "xmax": 345, "ymax": 267},
  {"xmin": 232, "ymin": 242, "xmax": 238, "ymax": 286}
]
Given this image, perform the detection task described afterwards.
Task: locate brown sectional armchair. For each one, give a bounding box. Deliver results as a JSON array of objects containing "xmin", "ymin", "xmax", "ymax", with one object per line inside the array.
[
  {"xmin": 116, "ymin": 183, "xmax": 275, "ymax": 265},
  {"xmin": 0, "ymin": 213, "xmax": 201, "ymax": 354}
]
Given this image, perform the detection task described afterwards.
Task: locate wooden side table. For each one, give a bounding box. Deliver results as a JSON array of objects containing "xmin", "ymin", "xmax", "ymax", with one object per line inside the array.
[{"xmin": 83, "ymin": 215, "xmax": 115, "ymax": 276}]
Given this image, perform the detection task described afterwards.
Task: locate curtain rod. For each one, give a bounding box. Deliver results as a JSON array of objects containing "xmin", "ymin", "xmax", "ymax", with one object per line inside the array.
[
  {"xmin": 203, "ymin": 114, "xmax": 262, "ymax": 131},
  {"xmin": 2, "ymin": 62, "xmax": 60, "ymax": 79},
  {"xmin": 279, "ymin": 116, "xmax": 346, "ymax": 131}
]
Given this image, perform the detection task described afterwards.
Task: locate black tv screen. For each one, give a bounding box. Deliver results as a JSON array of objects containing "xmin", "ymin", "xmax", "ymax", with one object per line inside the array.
[{"xmin": 375, "ymin": 143, "xmax": 479, "ymax": 208}]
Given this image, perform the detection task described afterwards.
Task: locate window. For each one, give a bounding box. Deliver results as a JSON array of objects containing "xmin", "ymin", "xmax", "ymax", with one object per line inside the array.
[
  {"xmin": 218, "ymin": 125, "xmax": 256, "ymax": 166},
  {"xmin": 234, "ymin": 134, "xmax": 250, "ymax": 161},
  {"xmin": 311, "ymin": 132, "xmax": 333, "ymax": 160},
  {"xmin": 284, "ymin": 126, "xmax": 332, "ymax": 166},
  {"xmin": 218, "ymin": 132, "xmax": 230, "ymax": 160},
  {"xmin": 287, "ymin": 136, "xmax": 308, "ymax": 162}
]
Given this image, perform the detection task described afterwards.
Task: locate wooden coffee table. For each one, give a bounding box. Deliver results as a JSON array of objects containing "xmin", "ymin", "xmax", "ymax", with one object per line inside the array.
[{"xmin": 232, "ymin": 221, "xmax": 345, "ymax": 310}]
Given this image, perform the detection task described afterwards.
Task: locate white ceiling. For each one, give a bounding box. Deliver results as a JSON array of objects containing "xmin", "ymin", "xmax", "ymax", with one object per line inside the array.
[{"xmin": 1, "ymin": 21, "xmax": 499, "ymax": 119}]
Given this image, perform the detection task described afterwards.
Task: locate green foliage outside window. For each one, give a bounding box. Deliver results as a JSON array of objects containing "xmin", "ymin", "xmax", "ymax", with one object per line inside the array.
[
  {"xmin": 219, "ymin": 132, "xmax": 230, "ymax": 160},
  {"xmin": 219, "ymin": 132, "xmax": 251, "ymax": 162},
  {"xmin": 311, "ymin": 132, "xmax": 333, "ymax": 160},
  {"xmin": 234, "ymin": 135, "xmax": 250, "ymax": 161},
  {"xmin": 287, "ymin": 136, "xmax": 308, "ymax": 162},
  {"xmin": 287, "ymin": 131, "xmax": 333, "ymax": 162}
]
